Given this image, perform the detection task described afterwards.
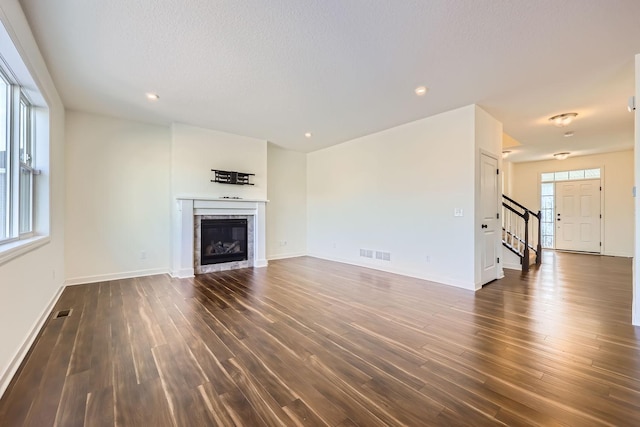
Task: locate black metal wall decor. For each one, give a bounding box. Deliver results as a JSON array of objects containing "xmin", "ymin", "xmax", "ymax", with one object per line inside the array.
[{"xmin": 211, "ymin": 169, "xmax": 255, "ymax": 185}]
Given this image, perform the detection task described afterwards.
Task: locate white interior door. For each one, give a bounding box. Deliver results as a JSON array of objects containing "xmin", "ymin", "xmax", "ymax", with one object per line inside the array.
[
  {"xmin": 555, "ymin": 179, "xmax": 601, "ymax": 252},
  {"xmin": 480, "ymin": 153, "xmax": 499, "ymax": 284}
]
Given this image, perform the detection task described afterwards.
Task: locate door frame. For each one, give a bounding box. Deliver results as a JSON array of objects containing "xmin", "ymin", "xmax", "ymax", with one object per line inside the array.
[
  {"xmin": 538, "ymin": 165, "xmax": 605, "ymax": 254},
  {"xmin": 478, "ymin": 149, "xmax": 502, "ymax": 287},
  {"xmin": 554, "ymin": 178, "xmax": 602, "ymax": 253}
]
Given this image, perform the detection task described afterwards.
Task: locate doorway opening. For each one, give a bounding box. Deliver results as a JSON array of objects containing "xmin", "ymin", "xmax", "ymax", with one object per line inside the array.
[{"xmin": 540, "ymin": 168, "xmax": 601, "ymax": 252}]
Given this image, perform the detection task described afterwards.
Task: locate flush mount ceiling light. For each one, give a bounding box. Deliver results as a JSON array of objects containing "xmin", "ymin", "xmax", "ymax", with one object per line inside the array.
[
  {"xmin": 414, "ymin": 86, "xmax": 428, "ymax": 96},
  {"xmin": 502, "ymin": 150, "xmax": 512, "ymax": 159},
  {"xmin": 146, "ymin": 92, "xmax": 159, "ymax": 101},
  {"xmin": 554, "ymin": 152, "xmax": 570, "ymax": 160},
  {"xmin": 304, "ymin": 132, "xmax": 312, "ymax": 138},
  {"xmin": 564, "ymin": 131, "xmax": 574, "ymax": 137},
  {"xmin": 548, "ymin": 112, "xmax": 577, "ymax": 127}
]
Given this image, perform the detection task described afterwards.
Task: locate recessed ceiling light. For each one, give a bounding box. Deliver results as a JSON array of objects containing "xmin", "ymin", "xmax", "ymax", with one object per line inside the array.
[
  {"xmin": 304, "ymin": 132, "xmax": 312, "ymax": 138},
  {"xmin": 414, "ymin": 86, "xmax": 428, "ymax": 96},
  {"xmin": 549, "ymin": 112, "xmax": 577, "ymax": 127},
  {"xmin": 146, "ymin": 92, "xmax": 159, "ymax": 101},
  {"xmin": 554, "ymin": 152, "xmax": 570, "ymax": 160},
  {"xmin": 564, "ymin": 131, "xmax": 574, "ymax": 137}
]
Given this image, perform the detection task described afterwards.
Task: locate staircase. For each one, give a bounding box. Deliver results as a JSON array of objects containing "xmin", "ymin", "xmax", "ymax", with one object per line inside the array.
[{"xmin": 502, "ymin": 195, "xmax": 542, "ymax": 272}]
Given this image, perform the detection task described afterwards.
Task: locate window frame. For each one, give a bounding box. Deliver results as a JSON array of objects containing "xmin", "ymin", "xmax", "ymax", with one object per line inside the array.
[{"xmin": 0, "ymin": 61, "xmax": 36, "ymax": 245}]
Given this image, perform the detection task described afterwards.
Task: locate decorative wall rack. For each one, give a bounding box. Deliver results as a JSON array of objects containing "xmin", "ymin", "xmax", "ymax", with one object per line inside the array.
[{"xmin": 211, "ymin": 169, "xmax": 255, "ymax": 185}]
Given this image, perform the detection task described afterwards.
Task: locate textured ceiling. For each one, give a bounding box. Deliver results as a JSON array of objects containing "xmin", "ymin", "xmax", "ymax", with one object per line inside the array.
[{"xmin": 18, "ymin": 0, "xmax": 640, "ymax": 161}]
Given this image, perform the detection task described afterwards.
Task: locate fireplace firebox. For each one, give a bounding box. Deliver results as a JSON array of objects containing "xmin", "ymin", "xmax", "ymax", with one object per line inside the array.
[{"xmin": 200, "ymin": 219, "xmax": 248, "ymax": 265}]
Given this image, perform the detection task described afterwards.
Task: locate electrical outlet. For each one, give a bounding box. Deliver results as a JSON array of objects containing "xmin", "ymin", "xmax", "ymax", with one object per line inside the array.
[{"xmin": 140, "ymin": 250, "xmax": 147, "ymax": 260}]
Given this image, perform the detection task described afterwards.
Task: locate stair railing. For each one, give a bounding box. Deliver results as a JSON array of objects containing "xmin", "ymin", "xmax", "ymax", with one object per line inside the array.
[{"xmin": 502, "ymin": 195, "xmax": 542, "ymax": 272}]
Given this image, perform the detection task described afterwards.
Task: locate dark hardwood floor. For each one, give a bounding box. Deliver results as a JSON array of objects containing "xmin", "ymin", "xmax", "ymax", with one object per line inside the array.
[{"xmin": 1, "ymin": 251, "xmax": 639, "ymax": 426}]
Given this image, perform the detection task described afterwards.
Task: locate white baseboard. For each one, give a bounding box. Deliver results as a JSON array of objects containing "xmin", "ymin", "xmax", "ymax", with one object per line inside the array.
[
  {"xmin": 307, "ymin": 252, "xmax": 477, "ymax": 292},
  {"xmin": 170, "ymin": 267, "xmax": 195, "ymax": 279},
  {"xmin": 0, "ymin": 285, "xmax": 64, "ymax": 399},
  {"xmin": 65, "ymin": 268, "xmax": 169, "ymax": 286},
  {"xmin": 502, "ymin": 262, "xmax": 522, "ymax": 271},
  {"xmin": 267, "ymin": 252, "xmax": 307, "ymax": 261},
  {"xmin": 254, "ymin": 259, "xmax": 268, "ymax": 268},
  {"xmin": 603, "ymin": 251, "xmax": 633, "ymax": 258}
]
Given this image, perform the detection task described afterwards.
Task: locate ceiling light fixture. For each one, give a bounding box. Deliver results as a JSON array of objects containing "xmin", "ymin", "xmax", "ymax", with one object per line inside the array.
[
  {"xmin": 564, "ymin": 131, "xmax": 574, "ymax": 137},
  {"xmin": 146, "ymin": 92, "xmax": 159, "ymax": 101},
  {"xmin": 304, "ymin": 132, "xmax": 312, "ymax": 138},
  {"xmin": 554, "ymin": 152, "xmax": 570, "ymax": 160},
  {"xmin": 502, "ymin": 150, "xmax": 512, "ymax": 159},
  {"xmin": 414, "ymin": 86, "xmax": 428, "ymax": 96},
  {"xmin": 548, "ymin": 112, "xmax": 577, "ymax": 127}
]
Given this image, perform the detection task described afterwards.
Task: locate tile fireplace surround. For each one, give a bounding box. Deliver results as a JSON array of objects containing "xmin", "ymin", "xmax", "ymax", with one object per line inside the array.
[{"xmin": 172, "ymin": 197, "xmax": 268, "ymax": 278}]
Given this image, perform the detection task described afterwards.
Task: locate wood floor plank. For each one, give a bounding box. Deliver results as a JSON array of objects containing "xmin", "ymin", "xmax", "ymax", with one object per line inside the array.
[
  {"xmin": 53, "ymin": 370, "xmax": 89, "ymax": 427},
  {"xmin": 84, "ymin": 387, "xmax": 114, "ymax": 427},
  {"xmin": 2, "ymin": 252, "xmax": 640, "ymax": 425}
]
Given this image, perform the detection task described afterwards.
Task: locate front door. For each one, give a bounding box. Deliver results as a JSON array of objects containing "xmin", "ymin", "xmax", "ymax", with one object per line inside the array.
[
  {"xmin": 555, "ymin": 179, "xmax": 601, "ymax": 252},
  {"xmin": 480, "ymin": 153, "xmax": 499, "ymax": 284}
]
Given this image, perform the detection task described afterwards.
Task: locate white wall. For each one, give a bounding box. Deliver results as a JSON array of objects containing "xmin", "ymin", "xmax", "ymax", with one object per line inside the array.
[
  {"xmin": 474, "ymin": 106, "xmax": 504, "ymax": 283},
  {"xmin": 171, "ymin": 123, "xmax": 267, "ymax": 200},
  {"xmin": 634, "ymin": 53, "xmax": 639, "ymax": 326},
  {"xmin": 502, "ymin": 160, "xmax": 514, "ymax": 197},
  {"xmin": 511, "ymin": 150, "xmax": 634, "ymax": 258},
  {"xmin": 65, "ymin": 111, "xmax": 172, "ymax": 283},
  {"xmin": 266, "ymin": 143, "xmax": 307, "ymax": 259},
  {"xmin": 0, "ymin": 0, "xmax": 65, "ymax": 397},
  {"xmin": 307, "ymin": 105, "xmax": 481, "ymax": 290}
]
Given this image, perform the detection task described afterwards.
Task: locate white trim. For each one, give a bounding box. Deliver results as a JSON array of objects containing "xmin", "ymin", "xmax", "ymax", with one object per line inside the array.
[
  {"xmin": 267, "ymin": 252, "xmax": 307, "ymax": 261},
  {"xmin": 176, "ymin": 196, "xmax": 269, "ymax": 203},
  {"xmin": 307, "ymin": 253, "xmax": 477, "ymax": 292},
  {"xmin": 170, "ymin": 267, "xmax": 195, "ymax": 279},
  {"xmin": 64, "ymin": 268, "xmax": 169, "ymax": 286},
  {"xmin": 0, "ymin": 235, "xmax": 49, "ymax": 266},
  {"xmin": 502, "ymin": 262, "xmax": 523, "ymax": 271},
  {"xmin": 602, "ymin": 251, "xmax": 633, "ymax": 258},
  {"xmin": 0, "ymin": 284, "xmax": 63, "ymax": 399}
]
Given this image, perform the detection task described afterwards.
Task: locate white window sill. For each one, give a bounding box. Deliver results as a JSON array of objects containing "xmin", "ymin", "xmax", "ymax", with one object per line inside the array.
[{"xmin": 0, "ymin": 235, "xmax": 50, "ymax": 267}]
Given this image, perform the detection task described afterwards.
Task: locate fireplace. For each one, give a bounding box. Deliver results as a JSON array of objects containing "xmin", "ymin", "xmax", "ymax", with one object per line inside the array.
[
  {"xmin": 200, "ymin": 218, "xmax": 248, "ymax": 265},
  {"xmin": 172, "ymin": 198, "xmax": 267, "ymax": 278}
]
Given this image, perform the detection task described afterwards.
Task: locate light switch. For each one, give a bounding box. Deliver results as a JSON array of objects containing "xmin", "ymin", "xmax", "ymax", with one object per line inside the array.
[{"xmin": 454, "ymin": 208, "xmax": 463, "ymax": 217}]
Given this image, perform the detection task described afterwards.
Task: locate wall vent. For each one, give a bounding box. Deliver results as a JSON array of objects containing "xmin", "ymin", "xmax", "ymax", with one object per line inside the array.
[
  {"xmin": 360, "ymin": 249, "xmax": 373, "ymax": 258},
  {"xmin": 375, "ymin": 251, "xmax": 391, "ymax": 261}
]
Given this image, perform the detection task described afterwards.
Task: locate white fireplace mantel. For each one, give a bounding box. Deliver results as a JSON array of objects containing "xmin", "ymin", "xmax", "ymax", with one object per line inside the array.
[{"xmin": 171, "ymin": 197, "xmax": 268, "ymax": 278}]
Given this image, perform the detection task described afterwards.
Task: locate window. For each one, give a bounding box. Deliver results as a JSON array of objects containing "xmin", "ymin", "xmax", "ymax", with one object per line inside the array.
[
  {"xmin": 541, "ymin": 168, "xmax": 601, "ymax": 182},
  {"xmin": 0, "ymin": 18, "xmax": 49, "ymax": 263},
  {"xmin": 540, "ymin": 183, "xmax": 554, "ymax": 248},
  {"xmin": 0, "ymin": 72, "xmax": 9, "ymax": 241},
  {"xmin": 0, "ymin": 67, "xmax": 36, "ymax": 244}
]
